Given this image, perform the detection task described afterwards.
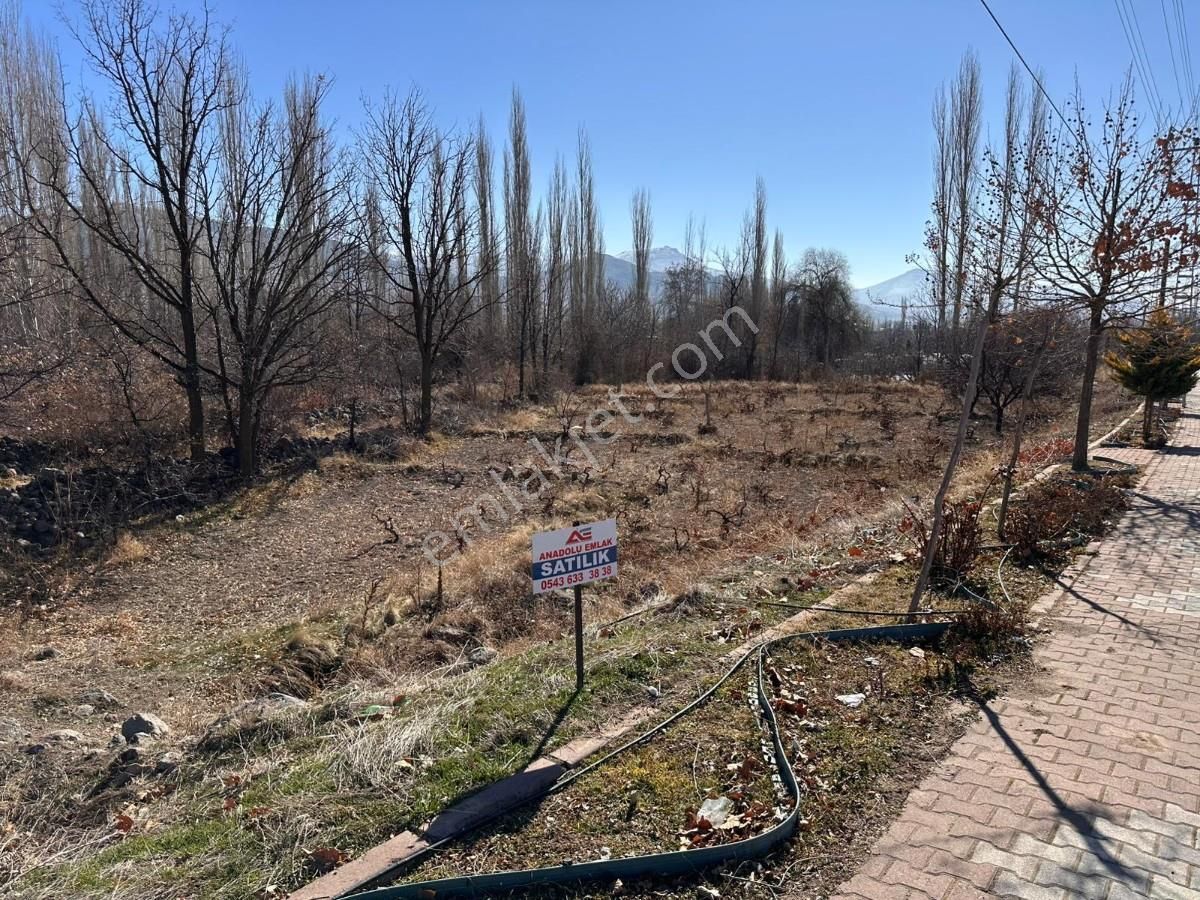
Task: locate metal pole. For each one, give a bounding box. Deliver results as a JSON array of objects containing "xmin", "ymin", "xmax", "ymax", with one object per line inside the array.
[{"xmin": 573, "ymin": 584, "xmax": 584, "ymax": 691}]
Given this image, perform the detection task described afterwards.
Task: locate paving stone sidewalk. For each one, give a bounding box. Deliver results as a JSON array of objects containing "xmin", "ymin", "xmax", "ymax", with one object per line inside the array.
[{"xmin": 833, "ymin": 401, "xmax": 1200, "ymax": 900}]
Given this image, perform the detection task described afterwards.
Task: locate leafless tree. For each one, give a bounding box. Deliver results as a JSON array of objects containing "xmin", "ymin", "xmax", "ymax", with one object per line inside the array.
[
  {"xmin": 27, "ymin": 0, "xmax": 232, "ymax": 460},
  {"xmin": 0, "ymin": 1, "xmax": 70, "ymax": 411},
  {"xmin": 568, "ymin": 130, "xmax": 602, "ymax": 384},
  {"xmin": 746, "ymin": 177, "xmax": 768, "ymax": 377},
  {"xmin": 1033, "ymin": 78, "xmax": 1193, "ymax": 470},
  {"xmin": 910, "ymin": 66, "xmax": 1049, "ymax": 612},
  {"xmin": 359, "ymin": 88, "xmax": 490, "ymax": 434},
  {"xmin": 198, "ymin": 73, "xmax": 355, "ymax": 473},
  {"xmin": 948, "ymin": 52, "xmax": 982, "ymax": 336},
  {"xmin": 543, "ymin": 156, "xmax": 568, "ymax": 380},
  {"xmin": 794, "ymin": 248, "xmax": 860, "ymax": 371},
  {"xmin": 473, "ymin": 116, "xmax": 501, "ymax": 350},
  {"xmin": 630, "ymin": 186, "xmax": 653, "ymax": 368},
  {"xmin": 929, "ymin": 82, "xmax": 953, "ymax": 331},
  {"xmin": 767, "ymin": 228, "xmax": 787, "ymax": 379},
  {"xmin": 504, "ymin": 89, "xmax": 539, "ymax": 398}
]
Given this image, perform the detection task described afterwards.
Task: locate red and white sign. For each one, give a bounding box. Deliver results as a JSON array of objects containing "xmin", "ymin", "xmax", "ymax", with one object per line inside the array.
[{"xmin": 531, "ymin": 518, "xmax": 618, "ymax": 595}]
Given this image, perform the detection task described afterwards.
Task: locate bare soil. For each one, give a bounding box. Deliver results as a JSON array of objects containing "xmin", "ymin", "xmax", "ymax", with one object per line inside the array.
[{"xmin": 0, "ymin": 377, "xmax": 1134, "ymax": 897}]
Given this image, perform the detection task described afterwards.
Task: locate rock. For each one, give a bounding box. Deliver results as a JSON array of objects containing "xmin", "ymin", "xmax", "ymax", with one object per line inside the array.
[
  {"xmin": 467, "ymin": 646, "xmax": 497, "ymax": 667},
  {"xmin": 836, "ymin": 693, "xmax": 866, "ymax": 708},
  {"xmin": 221, "ymin": 693, "xmax": 307, "ymax": 728},
  {"xmin": 44, "ymin": 728, "xmax": 83, "ymax": 744},
  {"xmin": 77, "ymin": 688, "xmax": 120, "ymax": 709},
  {"xmin": 645, "ymin": 685, "xmax": 661, "ymax": 699},
  {"xmin": 698, "ymin": 796, "xmax": 733, "ymax": 828},
  {"xmin": 74, "ymin": 704, "xmax": 95, "ymax": 717},
  {"xmin": 20, "ymin": 743, "xmax": 46, "ymax": 756},
  {"xmin": 427, "ymin": 624, "xmax": 472, "ymax": 645},
  {"xmin": 154, "ymin": 750, "xmax": 182, "ymax": 775},
  {"xmin": 89, "ymin": 747, "xmax": 149, "ymax": 796},
  {"xmin": 121, "ymin": 712, "xmax": 168, "ymax": 744},
  {"xmin": 0, "ymin": 717, "xmax": 27, "ymax": 743},
  {"xmin": 908, "ymin": 647, "xmax": 926, "ymax": 660},
  {"xmin": 25, "ymin": 646, "xmax": 58, "ymax": 661},
  {"xmin": 3, "ymin": 467, "xmax": 16, "ymax": 478}
]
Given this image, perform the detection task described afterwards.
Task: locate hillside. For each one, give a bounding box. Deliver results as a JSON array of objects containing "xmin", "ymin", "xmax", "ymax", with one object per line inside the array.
[{"xmin": 852, "ymin": 268, "xmax": 929, "ymax": 322}]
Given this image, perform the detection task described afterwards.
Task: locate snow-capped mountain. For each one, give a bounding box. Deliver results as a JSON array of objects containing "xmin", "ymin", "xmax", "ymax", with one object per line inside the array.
[
  {"xmin": 852, "ymin": 268, "xmax": 928, "ymax": 322},
  {"xmin": 614, "ymin": 245, "xmax": 691, "ymax": 273}
]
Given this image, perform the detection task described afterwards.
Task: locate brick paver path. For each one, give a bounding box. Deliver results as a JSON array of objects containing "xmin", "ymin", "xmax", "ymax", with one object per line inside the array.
[{"xmin": 834, "ymin": 401, "xmax": 1200, "ymax": 899}]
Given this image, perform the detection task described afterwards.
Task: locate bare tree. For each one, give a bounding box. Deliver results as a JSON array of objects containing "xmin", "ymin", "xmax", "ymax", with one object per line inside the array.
[
  {"xmin": 1034, "ymin": 78, "xmax": 1193, "ymax": 470},
  {"xmin": 473, "ymin": 116, "xmax": 501, "ymax": 348},
  {"xmin": 28, "ymin": 0, "xmax": 231, "ymax": 460},
  {"xmin": 767, "ymin": 228, "xmax": 787, "ymax": 379},
  {"xmin": 795, "ymin": 248, "xmax": 860, "ymax": 371},
  {"xmin": 198, "ymin": 73, "xmax": 355, "ymax": 473},
  {"xmin": 568, "ymin": 130, "xmax": 602, "ymax": 384},
  {"xmin": 0, "ymin": 1, "xmax": 69, "ymax": 411},
  {"xmin": 746, "ymin": 177, "xmax": 768, "ymax": 377},
  {"xmin": 929, "ymin": 82, "xmax": 953, "ymax": 332},
  {"xmin": 630, "ymin": 186, "xmax": 653, "ymax": 368},
  {"xmin": 504, "ymin": 89, "xmax": 538, "ymax": 398},
  {"xmin": 910, "ymin": 66, "xmax": 1047, "ymax": 612},
  {"xmin": 543, "ymin": 156, "xmax": 568, "ymax": 379},
  {"xmin": 948, "ymin": 52, "xmax": 982, "ymax": 336},
  {"xmin": 359, "ymin": 88, "xmax": 490, "ymax": 434}
]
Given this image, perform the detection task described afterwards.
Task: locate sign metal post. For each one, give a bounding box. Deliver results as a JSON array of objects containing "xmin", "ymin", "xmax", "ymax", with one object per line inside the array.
[
  {"xmin": 531, "ymin": 517, "xmax": 618, "ymax": 692},
  {"xmin": 573, "ymin": 583, "xmax": 584, "ymax": 691}
]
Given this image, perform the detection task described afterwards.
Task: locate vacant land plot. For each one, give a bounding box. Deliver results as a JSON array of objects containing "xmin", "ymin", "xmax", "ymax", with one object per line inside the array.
[{"xmin": 0, "ymin": 377, "xmax": 1132, "ymax": 897}]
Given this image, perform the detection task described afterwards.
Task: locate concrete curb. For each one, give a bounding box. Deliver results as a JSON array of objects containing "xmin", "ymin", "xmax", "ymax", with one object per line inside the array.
[
  {"xmin": 286, "ymin": 568, "xmax": 884, "ymax": 899},
  {"xmin": 290, "ymin": 406, "xmax": 1145, "ymax": 899}
]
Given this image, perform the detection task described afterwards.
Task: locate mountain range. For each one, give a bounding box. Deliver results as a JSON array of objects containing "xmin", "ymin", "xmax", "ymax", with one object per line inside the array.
[
  {"xmin": 614, "ymin": 246, "xmax": 691, "ymax": 273},
  {"xmin": 852, "ymin": 268, "xmax": 928, "ymax": 322},
  {"xmin": 602, "ymin": 247, "xmax": 927, "ymax": 324}
]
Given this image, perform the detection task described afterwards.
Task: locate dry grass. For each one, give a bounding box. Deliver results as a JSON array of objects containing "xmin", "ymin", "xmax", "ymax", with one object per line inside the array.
[
  {"xmin": 103, "ymin": 532, "xmax": 148, "ymax": 568},
  {"xmin": 0, "ymin": 375, "xmax": 1138, "ymax": 900}
]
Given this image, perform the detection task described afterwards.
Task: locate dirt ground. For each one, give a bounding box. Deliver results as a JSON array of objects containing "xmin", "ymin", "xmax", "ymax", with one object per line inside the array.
[
  {"xmin": 0, "ymin": 377, "xmax": 1135, "ymax": 897},
  {"xmin": 0, "ymin": 378, "xmax": 1131, "ymax": 754}
]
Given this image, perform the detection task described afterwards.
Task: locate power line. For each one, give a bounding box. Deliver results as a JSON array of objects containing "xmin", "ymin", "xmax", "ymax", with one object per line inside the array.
[
  {"xmin": 1126, "ymin": 0, "xmax": 1168, "ymax": 119},
  {"xmin": 977, "ymin": 0, "xmax": 1070, "ymax": 128},
  {"xmin": 1115, "ymin": 0, "xmax": 1167, "ymax": 125},
  {"xmin": 1161, "ymin": 0, "xmax": 1185, "ymax": 111},
  {"xmin": 1174, "ymin": 0, "xmax": 1197, "ymax": 114}
]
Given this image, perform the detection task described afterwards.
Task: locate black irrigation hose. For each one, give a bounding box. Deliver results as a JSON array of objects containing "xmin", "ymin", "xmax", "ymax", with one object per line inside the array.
[
  {"xmin": 747, "ymin": 599, "xmax": 972, "ymax": 617},
  {"xmin": 346, "ymin": 458, "xmax": 1118, "ymax": 897},
  {"xmin": 1089, "ymin": 456, "xmax": 1140, "ymax": 480},
  {"xmin": 350, "ymin": 619, "xmax": 958, "ymax": 900}
]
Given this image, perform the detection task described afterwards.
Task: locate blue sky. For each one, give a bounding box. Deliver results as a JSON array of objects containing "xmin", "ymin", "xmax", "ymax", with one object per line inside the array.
[{"xmin": 27, "ymin": 0, "xmax": 1197, "ymax": 287}]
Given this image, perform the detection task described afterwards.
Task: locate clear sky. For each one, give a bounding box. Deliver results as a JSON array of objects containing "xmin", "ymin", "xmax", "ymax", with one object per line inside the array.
[{"xmin": 26, "ymin": 0, "xmax": 1198, "ymax": 287}]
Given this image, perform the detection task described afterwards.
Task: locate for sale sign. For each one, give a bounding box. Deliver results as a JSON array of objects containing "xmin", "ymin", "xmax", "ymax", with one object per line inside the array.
[{"xmin": 531, "ymin": 518, "xmax": 618, "ymax": 595}]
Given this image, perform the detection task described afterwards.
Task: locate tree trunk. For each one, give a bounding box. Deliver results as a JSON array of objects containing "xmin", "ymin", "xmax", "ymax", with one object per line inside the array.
[
  {"xmin": 997, "ymin": 333, "xmax": 1051, "ymax": 541},
  {"xmin": 419, "ymin": 354, "xmax": 434, "ymax": 435},
  {"xmin": 1071, "ymin": 302, "xmax": 1104, "ymax": 472},
  {"xmin": 1142, "ymin": 396, "xmax": 1155, "ymax": 446},
  {"xmin": 180, "ymin": 305, "xmax": 205, "ymax": 461},
  {"xmin": 909, "ymin": 283, "xmax": 1001, "ymax": 614},
  {"xmin": 237, "ymin": 387, "xmax": 255, "ymax": 476}
]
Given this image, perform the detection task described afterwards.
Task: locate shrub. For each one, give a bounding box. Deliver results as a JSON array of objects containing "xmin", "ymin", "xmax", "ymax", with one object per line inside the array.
[
  {"xmin": 954, "ymin": 595, "xmax": 1031, "ymax": 644},
  {"xmin": 901, "ymin": 497, "xmax": 982, "ymax": 581},
  {"xmin": 1006, "ymin": 474, "xmax": 1129, "ymax": 560}
]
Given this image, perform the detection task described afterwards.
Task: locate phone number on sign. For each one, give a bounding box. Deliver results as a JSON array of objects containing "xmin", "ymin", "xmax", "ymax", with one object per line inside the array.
[{"xmin": 536, "ymin": 564, "xmax": 614, "ymax": 593}]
